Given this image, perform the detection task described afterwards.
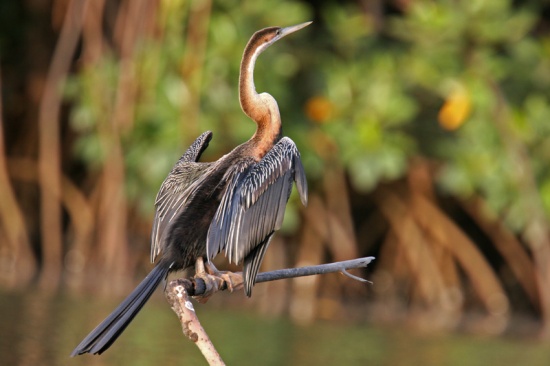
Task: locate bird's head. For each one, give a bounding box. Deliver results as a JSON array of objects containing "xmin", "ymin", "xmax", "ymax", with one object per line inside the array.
[
  {"xmin": 246, "ymin": 21, "xmax": 312, "ymax": 58},
  {"xmin": 239, "ymin": 21, "xmax": 312, "ymax": 134}
]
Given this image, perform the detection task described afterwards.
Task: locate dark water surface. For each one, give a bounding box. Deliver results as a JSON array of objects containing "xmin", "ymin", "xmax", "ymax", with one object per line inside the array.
[{"xmin": 1, "ymin": 290, "xmax": 550, "ymax": 366}]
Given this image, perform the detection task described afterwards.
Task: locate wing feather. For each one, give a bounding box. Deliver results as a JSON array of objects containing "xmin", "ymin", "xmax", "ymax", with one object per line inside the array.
[
  {"xmin": 207, "ymin": 137, "xmax": 308, "ymax": 295},
  {"xmin": 243, "ymin": 233, "xmax": 274, "ymax": 296},
  {"xmin": 150, "ymin": 131, "xmax": 213, "ymax": 262}
]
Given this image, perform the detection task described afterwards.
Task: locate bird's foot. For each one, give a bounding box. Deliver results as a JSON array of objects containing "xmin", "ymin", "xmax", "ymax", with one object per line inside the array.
[
  {"xmin": 217, "ymin": 271, "xmax": 244, "ymax": 293},
  {"xmin": 204, "ymin": 262, "xmax": 244, "ymax": 293},
  {"xmin": 192, "ymin": 258, "xmax": 243, "ymax": 303},
  {"xmin": 193, "ymin": 271, "xmax": 224, "ymax": 303}
]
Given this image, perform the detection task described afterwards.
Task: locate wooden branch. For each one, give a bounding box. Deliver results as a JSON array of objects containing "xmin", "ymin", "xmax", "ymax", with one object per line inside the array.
[
  {"xmin": 168, "ymin": 256, "xmax": 375, "ymax": 297},
  {"xmin": 164, "ymin": 257, "xmax": 375, "ymax": 365},
  {"xmin": 165, "ymin": 279, "xmax": 225, "ymax": 366},
  {"xmin": 255, "ymin": 257, "xmax": 375, "ymax": 284}
]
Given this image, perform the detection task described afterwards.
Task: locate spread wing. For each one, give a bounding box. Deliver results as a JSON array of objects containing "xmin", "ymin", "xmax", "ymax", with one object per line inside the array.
[
  {"xmin": 150, "ymin": 131, "xmax": 213, "ymax": 262},
  {"xmin": 207, "ymin": 137, "xmax": 308, "ymax": 296}
]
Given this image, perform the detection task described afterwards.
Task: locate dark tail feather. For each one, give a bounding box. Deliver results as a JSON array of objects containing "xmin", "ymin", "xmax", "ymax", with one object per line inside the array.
[{"xmin": 71, "ymin": 263, "xmax": 170, "ymax": 356}]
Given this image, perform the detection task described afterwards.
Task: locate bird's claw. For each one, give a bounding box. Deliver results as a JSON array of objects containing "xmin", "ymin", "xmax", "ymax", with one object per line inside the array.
[
  {"xmin": 204, "ymin": 261, "xmax": 244, "ymax": 292},
  {"xmin": 193, "ymin": 271, "xmax": 224, "ymax": 303},
  {"xmin": 192, "ymin": 259, "xmax": 244, "ymax": 302},
  {"xmin": 219, "ymin": 271, "xmax": 244, "ymax": 293}
]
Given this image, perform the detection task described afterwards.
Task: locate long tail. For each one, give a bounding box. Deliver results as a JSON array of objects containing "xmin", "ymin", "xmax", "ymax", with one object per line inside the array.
[{"xmin": 71, "ymin": 263, "xmax": 170, "ymax": 356}]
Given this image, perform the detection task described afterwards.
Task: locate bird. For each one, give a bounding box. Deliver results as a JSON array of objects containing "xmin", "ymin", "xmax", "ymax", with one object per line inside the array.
[{"xmin": 71, "ymin": 21, "xmax": 310, "ymax": 356}]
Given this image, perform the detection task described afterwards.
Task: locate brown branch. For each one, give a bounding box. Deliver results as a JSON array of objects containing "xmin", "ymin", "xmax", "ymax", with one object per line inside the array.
[
  {"xmin": 460, "ymin": 197, "xmax": 539, "ymax": 310},
  {"xmin": 38, "ymin": 0, "xmax": 88, "ymax": 290},
  {"xmin": 0, "ymin": 67, "xmax": 36, "ymax": 287},
  {"xmin": 96, "ymin": 0, "xmax": 151, "ymax": 287},
  {"xmin": 375, "ymin": 188, "xmax": 447, "ymax": 308},
  {"xmin": 165, "ymin": 257, "xmax": 374, "ymax": 365},
  {"xmin": 7, "ymin": 157, "xmax": 94, "ymax": 288},
  {"xmin": 165, "ymin": 279, "xmax": 225, "ymax": 366},
  {"xmin": 411, "ymin": 193, "xmax": 509, "ymax": 317}
]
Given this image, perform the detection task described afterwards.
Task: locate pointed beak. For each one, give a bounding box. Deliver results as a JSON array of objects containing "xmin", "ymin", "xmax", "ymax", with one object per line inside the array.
[{"xmin": 279, "ymin": 21, "xmax": 312, "ymax": 38}]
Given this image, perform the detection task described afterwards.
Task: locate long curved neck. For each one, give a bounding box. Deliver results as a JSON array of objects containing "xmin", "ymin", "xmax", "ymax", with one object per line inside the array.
[{"xmin": 239, "ymin": 41, "xmax": 282, "ymax": 156}]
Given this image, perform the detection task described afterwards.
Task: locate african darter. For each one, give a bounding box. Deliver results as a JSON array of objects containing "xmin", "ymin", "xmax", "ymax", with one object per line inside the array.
[{"xmin": 71, "ymin": 21, "xmax": 310, "ymax": 356}]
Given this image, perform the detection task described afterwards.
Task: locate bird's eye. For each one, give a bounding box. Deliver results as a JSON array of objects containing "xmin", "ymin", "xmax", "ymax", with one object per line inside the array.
[{"xmin": 276, "ymin": 29, "xmax": 281, "ymax": 36}]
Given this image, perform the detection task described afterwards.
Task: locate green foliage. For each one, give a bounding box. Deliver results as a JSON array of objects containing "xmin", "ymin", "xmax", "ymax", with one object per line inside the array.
[
  {"xmin": 66, "ymin": 0, "xmax": 550, "ymax": 231},
  {"xmin": 312, "ymin": 0, "xmax": 549, "ymax": 230},
  {"xmin": 388, "ymin": 0, "xmax": 549, "ymax": 230}
]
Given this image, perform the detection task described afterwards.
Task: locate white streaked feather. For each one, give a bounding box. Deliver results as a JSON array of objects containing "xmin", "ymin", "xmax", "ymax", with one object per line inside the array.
[{"xmin": 207, "ymin": 137, "xmax": 308, "ymax": 275}]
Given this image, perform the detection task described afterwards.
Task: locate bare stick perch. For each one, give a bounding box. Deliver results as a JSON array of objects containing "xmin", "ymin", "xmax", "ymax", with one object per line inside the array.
[
  {"xmin": 165, "ymin": 256, "xmax": 375, "ymax": 365},
  {"xmin": 166, "ymin": 280, "xmax": 226, "ymax": 366},
  {"xmin": 170, "ymin": 256, "xmax": 375, "ymax": 297},
  {"xmin": 255, "ymin": 256, "xmax": 375, "ymax": 284}
]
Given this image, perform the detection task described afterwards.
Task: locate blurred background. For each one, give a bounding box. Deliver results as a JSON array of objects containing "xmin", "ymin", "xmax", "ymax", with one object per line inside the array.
[{"xmin": 1, "ymin": 0, "xmax": 550, "ymax": 364}]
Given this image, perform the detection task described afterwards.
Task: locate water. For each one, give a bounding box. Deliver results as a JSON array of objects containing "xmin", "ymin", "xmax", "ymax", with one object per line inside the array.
[{"xmin": 1, "ymin": 290, "xmax": 549, "ymax": 365}]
